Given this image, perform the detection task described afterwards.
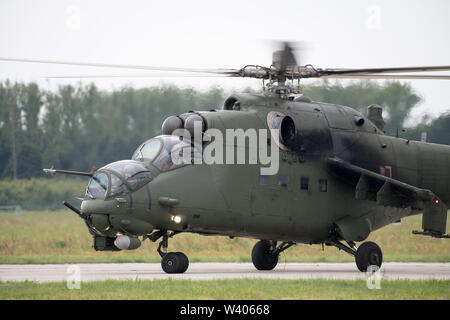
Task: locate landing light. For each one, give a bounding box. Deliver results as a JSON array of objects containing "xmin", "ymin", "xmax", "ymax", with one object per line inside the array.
[{"xmin": 171, "ymin": 215, "xmax": 182, "ymax": 224}]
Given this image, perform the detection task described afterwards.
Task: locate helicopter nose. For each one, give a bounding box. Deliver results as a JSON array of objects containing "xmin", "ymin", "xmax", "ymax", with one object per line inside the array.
[{"xmin": 80, "ymin": 199, "xmax": 90, "ymax": 215}]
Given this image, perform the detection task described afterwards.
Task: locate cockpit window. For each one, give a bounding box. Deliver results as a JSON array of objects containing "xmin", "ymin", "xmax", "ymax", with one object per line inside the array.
[
  {"xmin": 153, "ymin": 136, "xmax": 201, "ymax": 171},
  {"xmin": 103, "ymin": 160, "xmax": 151, "ymax": 192},
  {"xmin": 110, "ymin": 173, "xmax": 130, "ymax": 197},
  {"xmin": 134, "ymin": 139, "xmax": 162, "ymax": 161},
  {"xmin": 133, "ymin": 135, "xmax": 201, "ymax": 172},
  {"xmin": 127, "ymin": 171, "xmax": 152, "ymax": 189},
  {"xmin": 86, "ymin": 172, "xmax": 109, "ymax": 198},
  {"xmin": 153, "ymin": 146, "xmax": 177, "ymax": 171}
]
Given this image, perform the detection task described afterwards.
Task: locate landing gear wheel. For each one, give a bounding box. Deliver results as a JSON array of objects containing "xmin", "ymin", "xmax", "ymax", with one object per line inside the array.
[
  {"xmin": 175, "ymin": 252, "xmax": 189, "ymax": 273},
  {"xmin": 161, "ymin": 252, "xmax": 189, "ymax": 274},
  {"xmin": 252, "ymin": 240, "xmax": 279, "ymax": 271},
  {"xmin": 355, "ymin": 241, "xmax": 383, "ymax": 272},
  {"xmin": 161, "ymin": 252, "xmax": 183, "ymax": 274}
]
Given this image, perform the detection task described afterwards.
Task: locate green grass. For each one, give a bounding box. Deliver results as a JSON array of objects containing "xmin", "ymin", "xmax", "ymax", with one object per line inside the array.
[
  {"xmin": 0, "ymin": 210, "xmax": 449, "ymax": 264},
  {"xmin": 0, "ymin": 279, "xmax": 448, "ymax": 300}
]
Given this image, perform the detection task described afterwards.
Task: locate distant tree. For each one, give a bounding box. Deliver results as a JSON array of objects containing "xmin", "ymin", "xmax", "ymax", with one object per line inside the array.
[
  {"xmin": 404, "ymin": 112, "xmax": 450, "ymax": 145},
  {"xmin": 41, "ymin": 90, "xmax": 64, "ymax": 171},
  {"xmin": 17, "ymin": 83, "xmax": 43, "ymax": 177},
  {"xmin": 0, "ymin": 81, "xmax": 21, "ymax": 179}
]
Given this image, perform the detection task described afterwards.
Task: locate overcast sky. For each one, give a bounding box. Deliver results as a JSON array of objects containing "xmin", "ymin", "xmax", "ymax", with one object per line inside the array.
[{"xmin": 1, "ymin": 0, "xmax": 449, "ymax": 124}]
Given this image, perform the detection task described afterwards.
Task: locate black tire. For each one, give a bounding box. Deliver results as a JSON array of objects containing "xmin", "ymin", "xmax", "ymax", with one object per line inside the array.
[
  {"xmin": 251, "ymin": 240, "xmax": 279, "ymax": 271},
  {"xmin": 175, "ymin": 252, "xmax": 189, "ymax": 273},
  {"xmin": 355, "ymin": 241, "xmax": 383, "ymax": 272},
  {"xmin": 161, "ymin": 252, "xmax": 183, "ymax": 274}
]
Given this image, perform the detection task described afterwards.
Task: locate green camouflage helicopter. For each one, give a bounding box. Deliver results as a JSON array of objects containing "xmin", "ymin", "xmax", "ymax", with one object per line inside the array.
[{"xmin": 4, "ymin": 42, "xmax": 450, "ymax": 274}]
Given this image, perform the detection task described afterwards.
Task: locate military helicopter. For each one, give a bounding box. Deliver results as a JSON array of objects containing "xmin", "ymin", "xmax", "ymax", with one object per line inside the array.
[{"xmin": 3, "ymin": 42, "xmax": 450, "ymax": 274}]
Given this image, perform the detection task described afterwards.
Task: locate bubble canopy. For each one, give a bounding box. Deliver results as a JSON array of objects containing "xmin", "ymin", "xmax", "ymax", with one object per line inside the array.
[{"xmin": 86, "ymin": 160, "xmax": 152, "ymax": 199}]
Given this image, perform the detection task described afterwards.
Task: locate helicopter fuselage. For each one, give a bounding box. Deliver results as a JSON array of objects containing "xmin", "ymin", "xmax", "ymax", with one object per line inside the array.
[{"xmin": 80, "ymin": 93, "xmax": 450, "ymax": 248}]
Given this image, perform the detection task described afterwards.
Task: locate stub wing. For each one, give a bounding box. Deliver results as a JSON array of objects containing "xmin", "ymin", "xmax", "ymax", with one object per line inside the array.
[{"xmin": 327, "ymin": 157, "xmax": 449, "ymax": 238}]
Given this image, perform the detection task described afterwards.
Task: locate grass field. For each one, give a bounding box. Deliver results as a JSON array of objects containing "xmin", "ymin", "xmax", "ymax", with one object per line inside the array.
[
  {"xmin": 0, "ymin": 279, "xmax": 448, "ymax": 299},
  {"xmin": 0, "ymin": 210, "xmax": 449, "ymax": 264}
]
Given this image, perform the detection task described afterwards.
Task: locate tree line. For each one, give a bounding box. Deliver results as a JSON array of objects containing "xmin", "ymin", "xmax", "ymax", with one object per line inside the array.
[
  {"xmin": 0, "ymin": 80, "xmax": 448, "ymax": 179},
  {"xmin": 0, "ymin": 82, "xmax": 223, "ymax": 179}
]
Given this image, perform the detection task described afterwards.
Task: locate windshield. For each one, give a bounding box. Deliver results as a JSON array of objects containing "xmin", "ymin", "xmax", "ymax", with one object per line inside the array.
[{"xmin": 86, "ymin": 172, "xmax": 109, "ymax": 198}]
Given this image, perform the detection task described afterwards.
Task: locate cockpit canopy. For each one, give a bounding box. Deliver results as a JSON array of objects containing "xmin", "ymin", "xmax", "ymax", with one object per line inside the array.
[
  {"xmin": 86, "ymin": 160, "xmax": 151, "ymax": 199},
  {"xmin": 86, "ymin": 136, "xmax": 201, "ymax": 199},
  {"xmin": 132, "ymin": 135, "xmax": 201, "ymax": 171}
]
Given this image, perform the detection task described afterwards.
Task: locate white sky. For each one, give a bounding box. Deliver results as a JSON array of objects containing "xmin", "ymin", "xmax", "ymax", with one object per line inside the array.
[{"xmin": 1, "ymin": 0, "xmax": 450, "ymax": 125}]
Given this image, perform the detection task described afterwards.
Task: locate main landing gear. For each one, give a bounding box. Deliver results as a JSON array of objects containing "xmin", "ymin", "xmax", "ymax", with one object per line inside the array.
[
  {"xmin": 325, "ymin": 238, "xmax": 383, "ymax": 272},
  {"xmin": 251, "ymin": 240, "xmax": 295, "ymax": 270},
  {"xmin": 147, "ymin": 230, "xmax": 189, "ymax": 274}
]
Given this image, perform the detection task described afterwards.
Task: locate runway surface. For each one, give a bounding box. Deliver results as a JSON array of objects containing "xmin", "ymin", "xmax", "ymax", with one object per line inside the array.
[{"xmin": 0, "ymin": 262, "xmax": 449, "ymax": 282}]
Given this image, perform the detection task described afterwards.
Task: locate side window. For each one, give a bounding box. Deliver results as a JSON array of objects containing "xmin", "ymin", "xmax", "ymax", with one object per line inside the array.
[
  {"xmin": 259, "ymin": 175, "xmax": 269, "ymax": 186},
  {"xmin": 278, "ymin": 174, "xmax": 288, "ymax": 188},
  {"xmin": 300, "ymin": 177, "xmax": 309, "ymax": 190},
  {"xmin": 110, "ymin": 173, "xmax": 130, "ymax": 198},
  {"xmin": 139, "ymin": 140, "xmax": 161, "ymax": 160},
  {"xmin": 319, "ymin": 179, "xmax": 328, "ymax": 192}
]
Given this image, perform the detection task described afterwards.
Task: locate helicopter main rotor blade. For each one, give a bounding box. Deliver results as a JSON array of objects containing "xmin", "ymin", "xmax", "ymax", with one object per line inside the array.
[
  {"xmin": 3, "ymin": 56, "xmax": 450, "ymax": 82},
  {"xmin": 0, "ymin": 57, "xmax": 241, "ymax": 76},
  {"xmin": 282, "ymin": 65, "xmax": 450, "ymax": 80},
  {"xmin": 45, "ymin": 73, "xmax": 234, "ymax": 79},
  {"xmin": 317, "ymin": 65, "xmax": 450, "ymax": 76},
  {"xmin": 320, "ymin": 74, "xmax": 450, "ymax": 80}
]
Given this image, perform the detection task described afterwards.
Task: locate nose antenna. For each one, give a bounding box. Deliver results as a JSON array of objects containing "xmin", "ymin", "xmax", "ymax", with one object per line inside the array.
[{"xmin": 42, "ymin": 167, "xmax": 94, "ymax": 177}]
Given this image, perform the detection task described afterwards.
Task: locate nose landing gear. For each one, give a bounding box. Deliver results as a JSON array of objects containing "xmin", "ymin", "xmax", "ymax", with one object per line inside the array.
[
  {"xmin": 161, "ymin": 252, "xmax": 189, "ymax": 274},
  {"xmin": 148, "ymin": 230, "xmax": 189, "ymax": 274}
]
